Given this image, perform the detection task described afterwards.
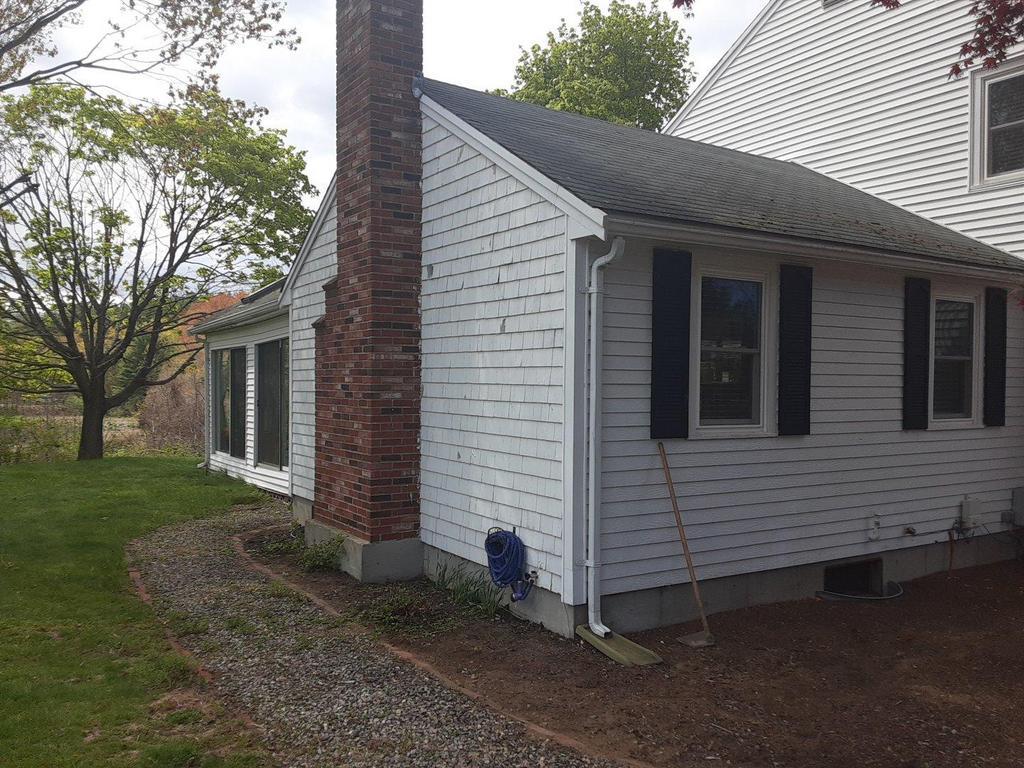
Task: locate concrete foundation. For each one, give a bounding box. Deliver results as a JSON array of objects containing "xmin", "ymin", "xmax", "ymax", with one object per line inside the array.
[
  {"xmin": 427, "ymin": 532, "xmax": 1018, "ymax": 637},
  {"xmin": 602, "ymin": 532, "xmax": 1019, "ymax": 633},
  {"xmin": 423, "ymin": 545, "xmax": 585, "ymax": 637},
  {"xmin": 291, "ymin": 496, "xmax": 313, "ymax": 524},
  {"xmin": 305, "ymin": 518, "xmax": 423, "ymax": 583}
]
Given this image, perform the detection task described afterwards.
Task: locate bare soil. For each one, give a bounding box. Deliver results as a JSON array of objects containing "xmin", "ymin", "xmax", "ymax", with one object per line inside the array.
[{"xmin": 247, "ymin": 529, "xmax": 1024, "ymax": 768}]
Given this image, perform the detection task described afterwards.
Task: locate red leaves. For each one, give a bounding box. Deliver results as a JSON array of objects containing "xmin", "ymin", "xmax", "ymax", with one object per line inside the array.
[
  {"xmin": 955, "ymin": 0, "xmax": 1024, "ymax": 74},
  {"xmin": 674, "ymin": 0, "xmax": 1023, "ymax": 79}
]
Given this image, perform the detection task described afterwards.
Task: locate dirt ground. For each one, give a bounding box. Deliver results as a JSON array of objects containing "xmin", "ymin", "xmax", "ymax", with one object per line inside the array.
[{"xmin": 247, "ymin": 529, "xmax": 1024, "ymax": 768}]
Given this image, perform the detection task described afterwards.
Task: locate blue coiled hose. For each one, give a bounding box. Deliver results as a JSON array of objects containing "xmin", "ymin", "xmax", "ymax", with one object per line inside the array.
[{"xmin": 484, "ymin": 527, "xmax": 534, "ymax": 602}]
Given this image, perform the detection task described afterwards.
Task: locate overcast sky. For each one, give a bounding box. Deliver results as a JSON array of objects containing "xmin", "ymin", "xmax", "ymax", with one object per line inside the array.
[{"xmin": 58, "ymin": 0, "xmax": 767, "ymax": 203}]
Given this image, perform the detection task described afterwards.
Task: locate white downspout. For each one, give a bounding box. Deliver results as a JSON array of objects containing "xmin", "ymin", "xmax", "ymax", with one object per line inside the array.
[{"xmin": 586, "ymin": 236, "xmax": 625, "ymax": 638}]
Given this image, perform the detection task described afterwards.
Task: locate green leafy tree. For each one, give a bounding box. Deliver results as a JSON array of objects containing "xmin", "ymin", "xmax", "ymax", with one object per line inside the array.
[
  {"xmin": 497, "ymin": 1, "xmax": 695, "ymax": 130},
  {"xmin": 0, "ymin": 85, "xmax": 313, "ymax": 459},
  {"xmin": 0, "ymin": 0, "xmax": 298, "ymax": 210}
]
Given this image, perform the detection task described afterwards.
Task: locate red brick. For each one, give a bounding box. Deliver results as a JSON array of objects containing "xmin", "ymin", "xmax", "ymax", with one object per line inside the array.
[{"xmin": 313, "ymin": 0, "xmax": 422, "ymax": 545}]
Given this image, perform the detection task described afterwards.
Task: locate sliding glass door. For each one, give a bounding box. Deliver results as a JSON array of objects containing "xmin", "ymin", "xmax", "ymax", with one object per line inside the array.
[
  {"xmin": 212, "ymin": 347, "xmax": 247, "ymax": 459},
  {"xmin": 256, "ymin": 339, "xmax": 289, "ymax": 469}
]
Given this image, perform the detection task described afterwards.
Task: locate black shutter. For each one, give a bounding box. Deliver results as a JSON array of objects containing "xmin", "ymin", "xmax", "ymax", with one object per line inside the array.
[
  {"xmin": 778, "ymin": 265, "xmax": 813, "ymax": 436},
  {"xmin": 650, "ymin": 249, "xmax": 692, "ymax": 439},
  {"xmin": 903, "ymin": 277, "xmax": 931, "ymax": 431},
  {"xmin": 984, "ymin": 287, "xmax": 1007, "ymax": 427}
]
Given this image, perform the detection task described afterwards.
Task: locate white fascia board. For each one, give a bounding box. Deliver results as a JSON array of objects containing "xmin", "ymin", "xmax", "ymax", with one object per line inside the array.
[
  {"xmin": 420, "ymin": 95, "xmax": 606, "ymax": 240},
  {"xmin": 279, "ymin": 177, "xmax": 338, "ymax": 307},
  {"xmin": 191, "ymin": 304, "xmax": 288, "ymax": 336},
  {"xmin": 605, "ymin": 214, "xmax": 1024, "ymax": 285},
  {"xmin": 663, "ymin": 0, "xmax": 787, "ymax": 135}
]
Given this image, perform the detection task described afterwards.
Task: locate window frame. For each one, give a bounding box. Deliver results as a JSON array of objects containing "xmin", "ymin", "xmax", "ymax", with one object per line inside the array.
[
  {"xmin": 928, "ymin": 288, "xmax": 984, "ymax": 429},
  {"xmin": 211, "ymin": 345, "xmax": 247, "ymax": 459},
  {"xmin": 688, "ymin": 255, "xmax": 778, "ymax": 439},
  {"xmin": 970, "ymin": 57, "xmax": 1024, "ymax": 190},
  {"xmin": 255, "ymin": 337, "xmax": 290, "ymax": 470}
]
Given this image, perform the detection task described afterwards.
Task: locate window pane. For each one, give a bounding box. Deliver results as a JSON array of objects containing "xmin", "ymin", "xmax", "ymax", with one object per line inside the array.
[
  {"xmin": 257, "ymin": 340, "xmax": 282, "ymax": 467},
  {"xmin": 281, "ymin": 339, "xmax": 289, "ymax": 468},
  {"xmin": 990, "ymin": 122, "xmax": 1024, "ymax": 176},
  {"xmin": 699, "ymin": 277, "xmax": 762, "ymax": 425},
  {"xmin": 230, "ymin": 348, "xmax": 247, "ymax": 459},
  {"xmin": 989, "ymin": 74, "xmax": 1024, "ymax": 127},
  {"xmin": 214, "ymin": 350, "xmax": 230, "ymax": 453},
  {"xmin": 934, "ymin": 360, "xmax": 972, "ymax": 418},
  {"xmin": 934, "ymin": 300, "xmax": 972, "ymax": 358},
  {"xmin": 933, "ymin": 300, "xmax": 973, "ymax": 419},
  {"xmin": 700, "ymin": 277, "xmax": 761, "ymax": 350},
  {"xmin": 700, "ymin": 351, "xmax": 760, "ymax": 424}
]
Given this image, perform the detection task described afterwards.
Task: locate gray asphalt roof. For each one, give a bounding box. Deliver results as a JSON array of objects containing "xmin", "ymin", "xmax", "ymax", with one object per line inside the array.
[
  {"xmin": 190, "ymin": 278, "xmax": 285, "ymax": 335},
  {"xmin": 420, "ymin": 78, "xmax": 1024, "ymax": 274}
]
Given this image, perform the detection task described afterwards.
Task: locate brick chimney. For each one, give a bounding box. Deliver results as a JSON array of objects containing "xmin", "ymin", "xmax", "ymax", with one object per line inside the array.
[{"xmin": 311, "ymin": 0, "xmax": 423, "ymax": 579}]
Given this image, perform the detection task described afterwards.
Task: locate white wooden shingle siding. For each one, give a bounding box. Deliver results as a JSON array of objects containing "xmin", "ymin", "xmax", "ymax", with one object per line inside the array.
[
  {"xmin": 419, "ymin": 114, "xmax": 568, "ymax": 595},
  {"xmin": 671, "ymin": 0, "xmax": 1024, "ymax": 259},
  {"xmin": 599, "ymin": 242, "xmax": 1024, "ymax": 595},
  {"xmin": 286, "ymin": 190, "xmax": 338, "ymax": 501},
  {"xmin": 206, "ymin": 313, "xmax": 290, "ymax": 495}
]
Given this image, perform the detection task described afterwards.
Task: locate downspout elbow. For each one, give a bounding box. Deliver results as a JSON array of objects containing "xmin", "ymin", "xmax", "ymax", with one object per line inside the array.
[
  {"xmin": 586, "ymin": 237, "xmax": 625, "ymax": 638},
  {"xmin": 589, "ymin": 237, "xmax": 626, "ymax": 287}
]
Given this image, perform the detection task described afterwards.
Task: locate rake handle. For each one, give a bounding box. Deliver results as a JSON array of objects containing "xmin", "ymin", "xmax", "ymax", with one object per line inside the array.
[{"xmin": 657, "ymin": 441, "xmax": 711, "ymax": 637}]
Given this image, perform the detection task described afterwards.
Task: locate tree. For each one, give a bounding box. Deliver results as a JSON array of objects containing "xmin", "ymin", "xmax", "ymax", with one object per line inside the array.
[
  {"xmin": 0, "ymin": 0, "xmax": 298, "ymax": 215},
  {"xmin": 0, "ymin": 85, "xmax": 313, "ymax": 459},
  {"xmin": 672, "ymin": 0, "xmax": 1024, "ymax": 77},
  {"xmin": 0, "ymin": 0, "xmax": 297, "ymax": 93},
  {"xmin": 497, "ymin": 1, "xmax": 695, "ymax": 130}
]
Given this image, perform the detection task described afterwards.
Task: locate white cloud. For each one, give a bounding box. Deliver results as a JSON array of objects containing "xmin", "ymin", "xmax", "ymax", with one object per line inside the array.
[{"xmin": 44, "ymin": 0, "xmax": 769, "ymax": 207}]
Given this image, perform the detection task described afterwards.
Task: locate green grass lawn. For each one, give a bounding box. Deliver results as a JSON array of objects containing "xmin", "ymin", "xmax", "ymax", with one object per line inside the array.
[{"xmin": 0, "ymin": 457, "xmax": 268, "ymax": 768}]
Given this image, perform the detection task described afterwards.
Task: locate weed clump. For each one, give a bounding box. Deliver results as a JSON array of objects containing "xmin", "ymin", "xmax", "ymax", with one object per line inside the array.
[
  {"xmin": 435, "ymin": 562, "xmax": 506, "ymax": 619},
  {"xmin": 298, "ymin": 535, "xmax": 345, "ymax": 572}
]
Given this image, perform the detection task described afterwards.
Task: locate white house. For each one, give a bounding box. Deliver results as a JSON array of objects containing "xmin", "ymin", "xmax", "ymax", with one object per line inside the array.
[
  {"xmin": 191, "ymin": 180, "xmax": 338, "ymax": 501},
  {"xmin": 666, "ymin": 0, "xmax": 1024, "ymax": 259},
  {"xmin": 193, "ymin": 0, "xmax": 1024, "ymax": 639}
]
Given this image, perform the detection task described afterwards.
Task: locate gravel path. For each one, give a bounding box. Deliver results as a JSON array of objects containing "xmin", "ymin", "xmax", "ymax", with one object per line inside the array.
[{"xmin": 128, "ymin": 502, "xmax": 615, "ymax": 768}]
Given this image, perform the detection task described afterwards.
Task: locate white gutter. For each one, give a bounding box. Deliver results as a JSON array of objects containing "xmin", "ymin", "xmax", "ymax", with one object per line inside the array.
[
  {"xmin": 586, "ymin": 236, "xmax": 625, "ymax": 638},
  {"xmin": 603, "ymin": 214, "xmax": 1024, "ymax": 285}
]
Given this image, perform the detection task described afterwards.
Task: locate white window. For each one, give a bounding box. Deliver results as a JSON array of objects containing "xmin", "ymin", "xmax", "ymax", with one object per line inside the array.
[
  {"xmin": 691, "ymin": 260, "xmax": 776, "ymax": 437},
  {"xmin": 971, "ymin": 59, "xmax": 1024, "ymax": 188},
  {"xmin": 930, "ymin": 294, "xmax": 982, "ymax": 425}
]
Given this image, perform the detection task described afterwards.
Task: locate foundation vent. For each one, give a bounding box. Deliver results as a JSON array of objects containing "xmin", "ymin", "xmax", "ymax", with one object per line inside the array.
[{"xmin": 823, "ymin": 559, "xmax": 883, "ymax": 597}]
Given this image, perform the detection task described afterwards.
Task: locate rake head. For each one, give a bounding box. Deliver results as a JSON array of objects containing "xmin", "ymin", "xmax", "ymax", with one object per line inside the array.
[{"xmin": 678, "ymin": 630, "xmax": 716, "ymax": 648}]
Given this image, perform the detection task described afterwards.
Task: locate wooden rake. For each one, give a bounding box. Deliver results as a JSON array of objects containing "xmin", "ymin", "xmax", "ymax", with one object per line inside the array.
[{"xmin": 657, "ymin": 441, "xmax": 715, "ymax": 648}]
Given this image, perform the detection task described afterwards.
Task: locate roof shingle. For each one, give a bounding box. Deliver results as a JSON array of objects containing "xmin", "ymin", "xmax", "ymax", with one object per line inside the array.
[{"xmin": 421, "ymin": 78, "xmax": 1024, "ymax": 274}]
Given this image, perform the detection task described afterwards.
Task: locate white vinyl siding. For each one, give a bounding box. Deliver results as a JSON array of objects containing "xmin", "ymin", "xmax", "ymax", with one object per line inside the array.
[
  {"xmin": 286, "ymin": 189, "xmax": 338, "ymax": 502},
  {"xmin": 206, "ymin": 313, "xmax": 291, "ymax": 495},
  {"xmin": 672, "ymin": 0, "xmax": 1024, "ymax": 259},
  {"xmin": 420, "ymin": 114, "xmax": 567, "ymax": 596},
  {"xmin": 599, "ymin": 243, "xmax": 1024, "ymax": 596}
]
